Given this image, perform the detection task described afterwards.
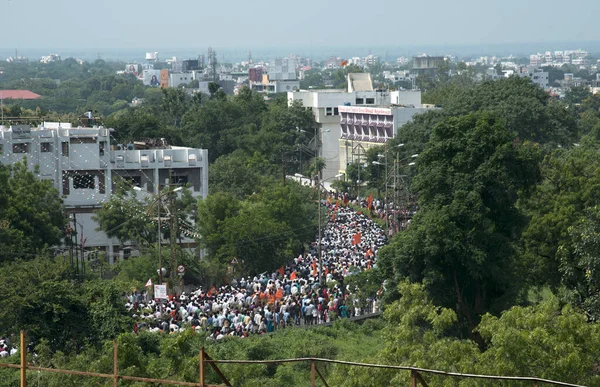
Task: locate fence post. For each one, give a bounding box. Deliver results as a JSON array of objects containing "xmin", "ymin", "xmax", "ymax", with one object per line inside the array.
[
  {"xmin": 20, "ymin": 330, "xmax": 26, "ymax": 387},
  {"xmin": 411, "ymin": 370, "xmax": 417, "ymax": 387},
  {"xmin": 310, "ymin": 360, "xmax": 316, "ymax": 387},
  {"xmin": 200, "ymin": 347, "xmax": 205, "ymax": 387},
  {"xmin": 113, "ymin": 340, "xmax": 118, "ymax": 387}
]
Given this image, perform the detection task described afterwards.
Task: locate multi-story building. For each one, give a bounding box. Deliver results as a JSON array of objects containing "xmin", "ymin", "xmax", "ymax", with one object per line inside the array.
[
  {"xmin": 288, "ymin": 73, "xmax": 430, "ymax": 179},
  {"xmin": 0, "ymin": 122, "xmax": 208, "ymax": 263},
  {"xmin": 337, "ymin": 104, "xmax": 434, "ymax": 173},
  {"xmin": 518, "ymin": 67, "xmax": 550, "ymax": 90}
]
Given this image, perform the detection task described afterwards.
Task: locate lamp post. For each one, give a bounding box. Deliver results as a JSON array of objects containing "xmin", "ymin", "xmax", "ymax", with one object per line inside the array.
[
  {"xmin": 373, "ymin": 147, "xmax": 417, "ymax": 237},
  {"xmin": 137, "ymin": 185, "xmax": 183, "ymax": 287},
  {"xmin": 298, "ymin": 172, "xmax": 343, "ymax": 285}
]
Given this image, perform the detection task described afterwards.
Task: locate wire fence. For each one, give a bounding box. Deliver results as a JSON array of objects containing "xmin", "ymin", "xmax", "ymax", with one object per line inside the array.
[{"xmin": 0, "ymin": 331, "xmax": 587, "ymax": 387}]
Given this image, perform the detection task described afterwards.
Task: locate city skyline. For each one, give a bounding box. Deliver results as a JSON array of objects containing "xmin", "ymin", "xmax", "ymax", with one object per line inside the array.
[{"xmin": 1, "ymin": 0, "xmax": 599, "ymax": 51}]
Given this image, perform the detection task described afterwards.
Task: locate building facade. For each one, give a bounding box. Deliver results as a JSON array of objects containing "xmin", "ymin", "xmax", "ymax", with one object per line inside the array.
[{"xmin": 0, "ymin": 122, "xmax": 208, "ymax": 264}]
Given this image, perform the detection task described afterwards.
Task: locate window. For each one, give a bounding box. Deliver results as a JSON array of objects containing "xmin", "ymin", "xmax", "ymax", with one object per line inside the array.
[
  {"xmin": 99, "ymin": 141, "xmax": 106, "ymax": 156},
  {"xmin": 12, "ymin": 143, "xmax": 29, "ymax": 153},
  {"xmin": 172, "ymin": 175, "xmax": 188, "ymax": 186},
  {"xmin": 73, "ymin": 174, "xmax": 95, "ymax": 189},
  {"xmin": 62, "ymin": 142, "xmax": 69, "ymax": 157},
  {"xmin": 325, "ymin": 107, "xmax": 333, "ymax": 116},
  {"xmin": 355, "ymin": 98, "xmax": 364, "ymax": 104},
  {"xmin": 71, "ymin": 137, "xmax": 96, "ymax": 144},
  {"xmin": 41, "ymin": 142, "xmax": 52, "ymax": 152},
  {"xmin": 0, "ymin": 144, "xmax": 3, "ymax": 154},
  {"xmin": 334, "ymin": 107, "xmax": 339, "ymax": 116},
  {"xmin": 366, "ymin": 98, "xmax": 375, "ymax": 104}
]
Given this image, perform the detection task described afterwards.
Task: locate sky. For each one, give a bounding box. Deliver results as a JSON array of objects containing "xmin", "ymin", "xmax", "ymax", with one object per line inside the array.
[{"xmin": 1, "ymin": 0, "xmax": 599, "ymax": 55}]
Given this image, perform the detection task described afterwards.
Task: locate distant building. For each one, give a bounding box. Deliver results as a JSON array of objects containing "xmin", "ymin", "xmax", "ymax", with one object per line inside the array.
[
  {"xmin": 249, "ymin": 67, "xmax": 264, "ymax": 83},
  {"xmin": 0, "ymin": 123, "xmax": 208, "ymax": 263},
  {"xmin": 337, "ymin": 103, "xmax": 434, "ymax": 173},
  {"xmin": 0, "ymin": 90, "xmax": 42, "ymax": 100},
  {"xmin": 41, "ymin": 54, "xmax": 61, "ymax": 64},
  {"xmin": 412, "ymin": 55, "xmax": 445, "ymax": 74},
  {"xmin": 518, "ymin": 67, "xmax": 549, "ymax": 90},
  {"xmin": 288, "ymin": 74, "xmax": 432, "ymax": 179},
  {"xmin": 268, "ymin": 57, "xmax": 297, "ymax": 81}
]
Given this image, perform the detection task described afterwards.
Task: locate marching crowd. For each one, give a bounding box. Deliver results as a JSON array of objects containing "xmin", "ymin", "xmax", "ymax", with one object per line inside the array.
[{"xmin": 126, "ymin": 195, "xmax": 387, "ymax": 339}]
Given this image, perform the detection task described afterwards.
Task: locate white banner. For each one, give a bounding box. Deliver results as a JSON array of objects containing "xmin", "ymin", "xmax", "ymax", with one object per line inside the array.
[{"xmin": 154, "ymin": 284, "xmax": 168, "ymax": 300}]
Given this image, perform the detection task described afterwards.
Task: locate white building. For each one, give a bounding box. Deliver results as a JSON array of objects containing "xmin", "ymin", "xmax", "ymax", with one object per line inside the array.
[
  {"xmin": 0, "ymin": 123, "xmax": 208, "ymax": 264},
  {"xmin": 518, "ymin": 67, "xmax": 550, "ymax": 90},
  {"xmin": 288, "ymin": 73, "xmax": 430, "ymax": 179},
  {"xmin": 337, "ymin": 104, "xmax": 433, "ymax": 173}
]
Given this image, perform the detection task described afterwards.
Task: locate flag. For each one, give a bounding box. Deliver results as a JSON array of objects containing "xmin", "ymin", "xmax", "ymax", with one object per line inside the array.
[
  {"xmin": 275, "ymin": 288, "xmax": 283, "ymax": 300},
  {"xmin": 343, "ymin": 194, "xmax": 349, "ymax": 206},
  {"xmin": 352, "ymin": 232, "xmax": 362, "ymax": 246},
  {"xmin": 311, "ymin": 260, "xmax": 317, "ymax": 271},
  {"xmin": 366, "ymin": 248, "xmax": 373, "ymax": 257},
  {"xmin": 290, "ymin": 271, "xmax": 297, "ymax": 280},
  {"xmin": 145, "ymin": 278, "xmax": 153, "ymax": 287},
  {"xmin": 341, "ymin": 60, "xmax": 348, "ymax": 67},
  {"xmin": 208, "ymin": 286, "xmax": 217, "ymax": 296},
  {"xmin": 366, "ymin": 194, "xmax": 373, "ymax": 210},
  {"xmin": 278, "ymin": 266, "xmax": 285, "ymax": 276}
]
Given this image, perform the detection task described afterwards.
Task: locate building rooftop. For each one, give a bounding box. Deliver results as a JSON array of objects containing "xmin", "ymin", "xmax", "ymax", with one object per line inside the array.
[
  {"xmin": 0, "ymin": 90, "xmax": 42, "ymax": 100},
  {"xmin": 348, "ymin": 73, "xmax": 374, "ymax": 92}
]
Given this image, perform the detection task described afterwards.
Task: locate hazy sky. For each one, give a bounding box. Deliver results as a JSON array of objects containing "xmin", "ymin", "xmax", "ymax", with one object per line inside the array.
[{"xmin": 1, "ymin": 0, "xmax": 599, "ymax": 50}]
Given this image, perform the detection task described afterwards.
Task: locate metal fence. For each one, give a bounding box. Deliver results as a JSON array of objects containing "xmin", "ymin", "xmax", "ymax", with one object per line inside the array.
[{"xmin": 0, "ymin": 331, "xmax": 587, "ymax": 387}]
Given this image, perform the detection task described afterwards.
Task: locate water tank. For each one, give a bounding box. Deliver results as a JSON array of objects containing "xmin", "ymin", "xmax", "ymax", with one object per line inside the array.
[{"xmin": 343, "ymin": 102, "xmax": 351, "ymax": 106}]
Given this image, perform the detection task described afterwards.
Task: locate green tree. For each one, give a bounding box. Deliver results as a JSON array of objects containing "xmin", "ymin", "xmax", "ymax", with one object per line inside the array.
[
  {"xmin": 0, "ymin": 160, "xmax": 65, "ymax": 262},
  {"xmin": 93, "ymin": 183, "xmax": 156, "ymax": 249},
  {"xmin": 382, "ymin": 113, "xmax": 541, "ymax": 333},
  {"xmin": 520, "ymin": 145, "xmax": 600, "ymax": 289}
]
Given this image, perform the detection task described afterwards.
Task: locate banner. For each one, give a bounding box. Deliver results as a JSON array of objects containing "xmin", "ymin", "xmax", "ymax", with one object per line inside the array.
[
  {"xmin": 154, "ymin": 284, "xmax": 168, "ymax": 299},
  {"xmin": 160, "ymin": 69, "xmax": 169, "ymax": 88}
]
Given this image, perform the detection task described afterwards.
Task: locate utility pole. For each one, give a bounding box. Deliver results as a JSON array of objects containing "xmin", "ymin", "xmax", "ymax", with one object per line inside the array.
[
  {"xmin": 169, "ymin": 192, "xmax": 177, "ymax": 293},
  {"xmin": 282, "ymin": 150, "xmax": 286, "ymax": 186},
  {"xmin": 157, "ymin": 195, "xmax": 163, "ymax": 285}
]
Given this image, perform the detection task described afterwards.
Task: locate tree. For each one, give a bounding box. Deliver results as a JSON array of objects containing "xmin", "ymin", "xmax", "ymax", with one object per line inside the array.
[
  {"xmin": 564, "ymin": 84, "xmax": 592, "ymax": 106},
  {"xmin": 520, "ymin": 145, "xmax": 600, "ymax": 289},
  {"xmin": 93, "ymin": 182, "xmax": 156, "ymax": 249},
  {"xmin": 423, "ymin": 76, "xmax": 577, "ymax": 146},
  {"xmin": 558, "ymin": 206, "xmax": 600, "ymax": 321},
  {"xmin": 0, "ymin": 160, "xmax": 65, "ymax": 262},
  {"xmin": 161, "ymin": 87, "xmax": 190, "ymax": 127},
  {"xmin": 0, "ymin": 257, "xmax": 89, "ymax": 351},
  {"xmin": 382, "ymin": 112, "xmax": 541, "ymax": 333}
]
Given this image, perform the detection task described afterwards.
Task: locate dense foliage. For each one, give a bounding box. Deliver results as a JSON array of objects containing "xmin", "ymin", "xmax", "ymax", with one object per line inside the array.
[{"xmin": 4, "ymin": 60, "xmax": 600, "ymax": 385}]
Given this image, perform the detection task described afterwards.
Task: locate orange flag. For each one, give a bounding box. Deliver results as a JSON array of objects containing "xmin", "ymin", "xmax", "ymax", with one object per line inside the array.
[
  {"xmin": 275, "ymin": 288, "xmax": 283, "ymax": 299},
  {"xmin": 290, "ymin": 271, "xmax": 297, "ymax": 280},
  {"xmin": 341, "ymin": 59, "xmax": 348, "ymax": 66},
  {"xmin": 366, "ymin": 194, "xmax": 373, "ymax": 210},
  {"xmin": 278, "ymin": 266, "xmax": 285, "ymax": 276},
  {"xmin": 208, "ymin": 286, "xmax": 217, "ymax": 296},
  {"xmin": 352, "ymin": 232, "xmax": 362, "ymax": 246},
  {"xmin": 343, "ymin": 195, "xmax": 349, "ymax": 206},
  {"xmin": 311, "ymin": 260, "xmax": 317, "ymax": 271},
  {"xmin": 366, "ymin": 248, "xmax": 373, "ymax": 257}
]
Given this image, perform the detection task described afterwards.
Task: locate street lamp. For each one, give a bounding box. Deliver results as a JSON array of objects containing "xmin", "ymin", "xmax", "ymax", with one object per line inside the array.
[
  {"xmin": 136, "ymin": 185, "xmax": 183, "ymax": 287},
  {"xmin": 316, "ymin": 173, "xmax": 343, "ymax": 286},
  {"xmin": 296, "ymin": 172, "xmax": 343, "ymax": 286}
]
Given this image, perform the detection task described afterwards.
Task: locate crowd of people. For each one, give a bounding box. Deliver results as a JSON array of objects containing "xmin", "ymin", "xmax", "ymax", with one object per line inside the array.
[{"xmin": 126, "ymin": 195, "xmax": 387, "ymax": 339}]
